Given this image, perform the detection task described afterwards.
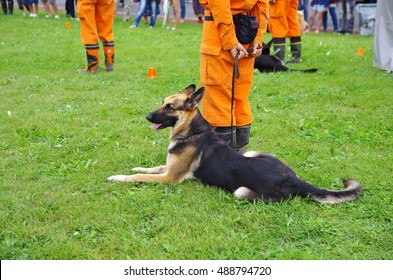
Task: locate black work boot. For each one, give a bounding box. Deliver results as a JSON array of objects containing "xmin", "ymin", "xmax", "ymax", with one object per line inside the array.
[
  {"xmin": 272, "ymin": 37, "xmax": 286, "ymax": 62},
  {"xmin": 215, "ymin": 127, "xmax": 236, "ymax": 150},
  {"xmin": 287, "ymin": 36, "xmax": 302, "ymax": 63},
  {"xmin": 236, "ymin": 124, "xmax": 251, "ymax": 154}
]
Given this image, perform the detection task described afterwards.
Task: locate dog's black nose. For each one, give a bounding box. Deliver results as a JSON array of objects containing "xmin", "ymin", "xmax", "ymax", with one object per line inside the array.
[{"xmin": 146, "ymin": 113, "xmax": 153, "ymax": 122}]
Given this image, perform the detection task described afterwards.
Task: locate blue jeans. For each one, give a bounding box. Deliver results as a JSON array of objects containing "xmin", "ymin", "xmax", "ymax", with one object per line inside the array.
[
  {"xmin": 133, "ymin": 0, "xmax": 158, "ymax": 27},
  {"xmin": 180, "ymin": 0, "xmax": 186, "ymax": 19},
  {"xmin": 323, "ymin": 4, "xmax": 339, "ymax": 31},
  {"xmin": 298, "ymin": 0, "xmax": 309, "ymax": 22}
]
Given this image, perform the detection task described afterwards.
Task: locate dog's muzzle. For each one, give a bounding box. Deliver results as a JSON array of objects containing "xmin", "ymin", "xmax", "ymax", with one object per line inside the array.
[{"xmin": 146, "ymin": 112, "xmax": 178, "ymax": 131}]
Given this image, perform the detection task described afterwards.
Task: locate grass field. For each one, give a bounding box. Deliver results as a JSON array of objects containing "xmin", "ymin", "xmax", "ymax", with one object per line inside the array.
[{"xmin": 0, "ymin": 12, "xmax": 392, "ymax": 260}]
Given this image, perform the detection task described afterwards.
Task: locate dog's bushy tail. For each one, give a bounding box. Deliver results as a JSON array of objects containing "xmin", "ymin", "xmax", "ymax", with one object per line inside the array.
[{"xmin": 292, "ymin": 178, "xmax": 361, "ymax": 204}]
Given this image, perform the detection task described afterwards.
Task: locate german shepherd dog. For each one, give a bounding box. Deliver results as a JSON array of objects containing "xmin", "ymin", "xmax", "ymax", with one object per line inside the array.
[
  {"xmin": 108, "ymin": 85, "xmax": 361, "ymax": 204},
  {"xmin": 254, "ymin": 40, "xmax": 318, "ymax": 73}
]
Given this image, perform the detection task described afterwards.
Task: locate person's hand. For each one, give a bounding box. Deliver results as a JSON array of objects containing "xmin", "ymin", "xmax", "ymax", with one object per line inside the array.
[
  {"xmin": 247, "ymin": 42, "xmax": 262, "ymax": 58},
  {"xmin": 230, "ymin": 43, "xmax": 249, "ymax": 59}
]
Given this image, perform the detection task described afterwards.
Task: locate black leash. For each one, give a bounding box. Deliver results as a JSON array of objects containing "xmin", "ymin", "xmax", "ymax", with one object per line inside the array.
[{"xmin": 231, "ymin": 52, "xmax": 240, "ymax": 148}]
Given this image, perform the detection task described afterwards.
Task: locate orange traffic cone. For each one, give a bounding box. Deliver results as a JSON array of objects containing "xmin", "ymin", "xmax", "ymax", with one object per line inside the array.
[
  {"xmin": 147, "ymin": 67, "xmax": 157, "ymax": 79},
  {"xmin": 357, "ymin": 48, "xmax": 365, "ymax": 56}
]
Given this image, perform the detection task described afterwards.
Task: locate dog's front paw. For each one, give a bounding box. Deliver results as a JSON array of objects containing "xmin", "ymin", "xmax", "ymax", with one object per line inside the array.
[{"xmin": 107, "ymin": 175, "xmax": 127, "ymax": 182}]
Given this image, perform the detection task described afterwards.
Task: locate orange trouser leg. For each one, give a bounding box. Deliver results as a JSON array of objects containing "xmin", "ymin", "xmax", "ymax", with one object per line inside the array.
[
  {"xmin": 287, "ymin": 0, "xmax": 301, "ymax": 37},
  {"xmin": 268, "ymin": 0, "xmax": 300, "ymax": 38},
  {"xmin": 200, "ymin": 49, "xmax": 254, "ymax": 128},
  {"xmin": 77, "ymin": 0, "xmax": 98, "ymax": 45},
  {"xmin": 77, "ymin": 0, "xmax": 115, "ymax": 44},
  {"xmin": 268, "ymin": 0, "xmax": 289, "ymax": 38},
  {"xmin": 96, "ymin": 0, "xmax": 115, "ymax": 43}
]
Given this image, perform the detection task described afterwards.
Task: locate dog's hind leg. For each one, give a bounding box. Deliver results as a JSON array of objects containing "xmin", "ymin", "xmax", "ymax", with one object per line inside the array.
[
  {"xmin": 234, "ymin": 186, "xmax": 260, "ymax": 202},
  {"xmin": 132, "ymin": 165, "xmax": 167, "ymax": 174}
]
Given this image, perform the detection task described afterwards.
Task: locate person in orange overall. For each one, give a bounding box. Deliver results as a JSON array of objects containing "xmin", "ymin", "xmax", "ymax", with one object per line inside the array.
[
  {"xmin": 268, "ymin": 0, "xmax": 302, "ymax": 63},
  {"xmin": 199, "ymin": 0, "xmax": 269, "ymax": 153},
  {"xmin": 77, "ymin": 0, "xmax": 115, "ymax": 73}
]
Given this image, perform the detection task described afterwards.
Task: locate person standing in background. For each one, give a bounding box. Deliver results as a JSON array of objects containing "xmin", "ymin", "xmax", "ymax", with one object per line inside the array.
[
  {"xmin": 130, "ymin": 0, "xmax": 158, "ymax": 28},
  {"xmin": 77, "ymin": 0, "xmax": 115, "ymax": 73},
  {"xmin": 337, "ymin": 0, "xmax": 355, "ymax": 34},
  {"xmin": 199, "ymin": 0, "xmax": 268, "ymax": 152},
  {"xmin": 373, "ymin": 0, "xmax": 393, "ymax": 72},
  {"xmin": 16, "ymin": 0, "xmax": 28, "ymax": 15},
  {"xmin": 65, "ymin": 0, "xmax": 76, "ymax": 18},
  {"xmin": 166, "ymin": 0, "xmax": 180, "ymax": 30},
  {"xmin": 42, "ymin": 0, "xmax": 60, "ymax": 18},
  {"xmin": 180, "ymin": 0, "xmax": 185, "ymax": 22},
  {"xmin": 308, "ymin": 0, "xmax": 328, "ymax": 34},
  {"xmin": 1, "ymin": 0, "xmax": 13, "ymax": 14},
  {"xmin": 24, "ymin": 0, "xmax": 38, "ymax": 17},
  {"xmin": 298, "ymin": 0, "xmax": 309, "ymax": 23},
  {"xmin": 120, "ymin": 0, "xmax": 132, "ymax": 22},
  {"xmin": 269, "ymin": 0, "xmax": 303, "ymax": 63},
  {"xmin": 192, "ymin": 0, "xmax": 204, "ymax": 23},
  {"xmin": 322, "ymin": 0, "xmax": 338, "ymax": 33}
]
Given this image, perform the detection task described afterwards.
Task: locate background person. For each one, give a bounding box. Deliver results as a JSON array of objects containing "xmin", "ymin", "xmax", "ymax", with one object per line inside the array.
[
  {"xmin": 308, "ymin": 0, "xmax": 328, "ymax": 33},
  {"xmin": 192, "ymin": 0, "xmax": 204, "ymax": 24},
  {"xmin": 298, "ymin": 0, "xmax": 309, "ymax": 23},
  {"xmin": 165, "ymin": 0, "xmax": 180, "ymax": 30},
  {"xmin": 130, "ymin": 0, "xmax": 158, "ymax": 28},
  {"xmin": 322, "ymin": 0, "xmax": 338, "ymax": 33},
  {"xmin": 42, "ymin": 0, "xmax": 60, "ymax": 18},
  {"xmin": 1, "ymin": 0, "xmax": 13, "ymax": 14},
  {"xmin": 77, "ymin": 0, "xmax": 115, "ymax": 73},
  {"xmin": 65, "ymin": 0, "xmax": 76, "ymax": 18},
  {"xmin": 268, "ymin": 0, "xmax": 303, "ymax": 63},
  {"xmin": 337, "ymin": 0, "xmax": 355, "ymax": 34},
  {"xmin": 373, "ymin": 0, "xmax": 393, "ymax": 72}
]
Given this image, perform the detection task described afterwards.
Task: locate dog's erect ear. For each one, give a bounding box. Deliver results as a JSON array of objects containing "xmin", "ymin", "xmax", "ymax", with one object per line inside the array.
[
  {"xmin": 182, "ymin": 84, "xmax": 196, "ymax": 96},
  {"xmin": 262, "ymin": 39, "xmax": 272, "ymax": 55},
  {"xmin": 185, "ymin": 87, "xmax": 205, "ymax": 110}
]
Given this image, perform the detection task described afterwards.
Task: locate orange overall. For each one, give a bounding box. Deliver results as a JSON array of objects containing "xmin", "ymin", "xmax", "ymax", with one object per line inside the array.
[
  {"xmin": 77, "ymin": 0, "xmax": 115, "ymax": 45},
  {"xmin": 77, "ymin": 0, "xmax": 115, "ymax": 72},
  {"xmin": 199, "ymin": 0, "xmax": 268, "ymax": 128},
  {"xmin": 268, "ymin": 0, "xmax": 301, "ymax": 38}
]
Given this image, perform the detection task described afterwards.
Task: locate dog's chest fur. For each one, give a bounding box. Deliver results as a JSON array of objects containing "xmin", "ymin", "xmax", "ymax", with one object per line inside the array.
[{"xmin": 166, "ymin": 135, "xmax": 204, "ymax": 182}]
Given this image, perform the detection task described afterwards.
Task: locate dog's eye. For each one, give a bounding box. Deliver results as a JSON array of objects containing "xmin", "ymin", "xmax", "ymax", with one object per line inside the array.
[{"xmin": 164, "ymin": 104, "xmax": 173, "ymax": 111}]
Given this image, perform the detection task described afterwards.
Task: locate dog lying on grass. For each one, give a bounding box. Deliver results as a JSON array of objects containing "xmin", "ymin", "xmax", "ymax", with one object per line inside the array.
[
  {"xmin": 108, "ymin": 85, "xmax": 361, "ymax": 204},
  {"xmin": 254, "ymin": 40, "xmax": 318, "ymax": 73}
]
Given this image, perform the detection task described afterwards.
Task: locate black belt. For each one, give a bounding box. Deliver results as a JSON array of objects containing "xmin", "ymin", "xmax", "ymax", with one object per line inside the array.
[{"xmin": 205, "ymin": 13, "xmax": 248, "ymax": 22}]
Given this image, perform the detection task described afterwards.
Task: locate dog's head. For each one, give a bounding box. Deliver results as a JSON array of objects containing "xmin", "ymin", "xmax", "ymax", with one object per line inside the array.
[{"xmin": 146, "ymin": 84, "xmax": 205, "ymax": 131}]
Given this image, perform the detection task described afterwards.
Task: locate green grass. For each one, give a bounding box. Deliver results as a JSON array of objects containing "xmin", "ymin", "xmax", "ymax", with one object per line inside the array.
[{"xmin": 0, "ymin": 12, "xmax": 392, "ymax": 260}]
